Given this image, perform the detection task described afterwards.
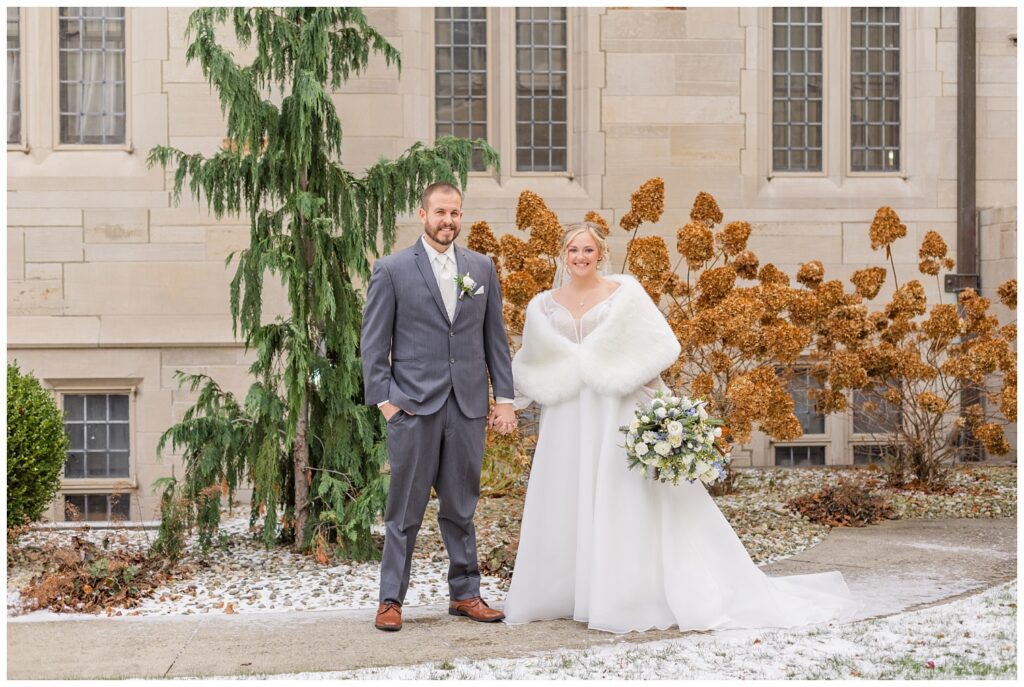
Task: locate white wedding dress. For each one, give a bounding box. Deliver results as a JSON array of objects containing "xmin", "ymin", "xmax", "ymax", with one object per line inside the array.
[{"xmin": 503, "ymin": 281, "xmax": 861, "ymax": 634}]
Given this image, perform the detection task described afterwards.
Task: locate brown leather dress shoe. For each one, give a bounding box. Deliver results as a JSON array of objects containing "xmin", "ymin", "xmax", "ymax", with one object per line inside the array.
[
  {"xmin": 375, "ymin": 601, "xmax": 402, "ymax": 631},
  {"xmin": 448, "ymin": 596, "xmax": 505, "ymax": 623}
]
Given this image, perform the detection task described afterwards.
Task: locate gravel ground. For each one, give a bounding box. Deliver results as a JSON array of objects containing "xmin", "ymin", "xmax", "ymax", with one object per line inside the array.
[{"xmin": 8, "ymin": 464, "xmax": 1016, "ymax": 620}]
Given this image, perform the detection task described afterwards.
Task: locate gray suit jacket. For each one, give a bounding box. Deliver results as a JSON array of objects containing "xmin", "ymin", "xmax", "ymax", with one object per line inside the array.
[{"xmin": 361, "ymin": 240, "xmax": 514, "ymax": 419}]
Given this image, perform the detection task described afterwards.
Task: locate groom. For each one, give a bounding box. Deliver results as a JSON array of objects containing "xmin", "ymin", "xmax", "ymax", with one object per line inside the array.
[{"xmin": 361, "ymin": 181, "xmax": 517, "ymax": 632}]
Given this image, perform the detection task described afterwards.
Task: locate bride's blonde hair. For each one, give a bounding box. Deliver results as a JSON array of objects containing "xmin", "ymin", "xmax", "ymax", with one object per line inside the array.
[{"xmin": 559, "ymin": 221, "xmax": 610, "ymax": 268}]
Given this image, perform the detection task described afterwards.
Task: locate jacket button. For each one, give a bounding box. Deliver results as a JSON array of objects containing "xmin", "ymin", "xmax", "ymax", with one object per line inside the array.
[
  {"xmin": 449, "ymin": 330, "xmax": 455, "ymax": 337},
  {"xmin": 449, "ymin": 358, "xmax": 456, "ymax": 364}
]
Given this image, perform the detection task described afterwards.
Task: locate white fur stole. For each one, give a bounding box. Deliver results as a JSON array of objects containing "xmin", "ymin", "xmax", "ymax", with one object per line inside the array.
[{"xmin": 512, "ymin": 274, "xmax": 681, "ymax": 406}]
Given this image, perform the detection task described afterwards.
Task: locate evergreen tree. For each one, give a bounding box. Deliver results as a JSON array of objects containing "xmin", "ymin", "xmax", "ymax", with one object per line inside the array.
[{"xmin": 149, "ymin": 7, "xmax": 498, "ymax": 556}]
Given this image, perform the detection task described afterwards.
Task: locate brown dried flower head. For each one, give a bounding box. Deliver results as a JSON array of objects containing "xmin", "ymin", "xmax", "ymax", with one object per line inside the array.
[
  {"xmin": 758, "ymin": 263, "xmax": 790, "ymax": 287},
  {"xmin": 918, "ymin": 231, "xmax": 948, "ymax": 259},
  {"xmin": 998, "ymin": 279, "xmax": 1017, "ymax": 310},
  {"xmin": 695, "ymin": 265, "xmax": 738, "ymax": 309},
  {"xmin": 828, "ymin": 350, "xmax": 869, "ymax": 390},
  {"xmin": 691, "ymin": 372, "xmax": 714, "ymax": 400},
  {"xmin": 517, "ymin": 190, "xmax": 562, "ymax": 257},
  {"xmin": 732, "ymin": 250, "xmax": 759, "ymax": 280},
  {"xmin": 815, "ymin": 388, "xmax": 849, "ymax": 414},
  {"xmin": 921, "ymin": 304, "xmax": 962, "ymax": 343},
  {"xmin": 523, "ymin": 256, "xmax": 556, "ymax": 290},
  {"xmin": 499, "ymin": 234, "xmax": 530, "ymax": 272},
  {"xmin": 630, "ymin": 177, "xmax": 666, "ymax": 224},
  {"xmin": 717, "ymin": 221, "xmax": 752, "ymax": 256},
  {"xmin": 916, "ymin": 391, "xmax": 949, "ymax": 414},
  {"xmin": 762, "ymin": 321, "xmax": 811, "ymax": 362},
  {"xmin": 619, "ymin": 210, "xmax": 641, "ymax": 233},
  {"xmin": 466, "ymin": 221, "xmax": 501, "ymax": 260},
  {"xmin": 583, "ymin": 210, "xmax": 611, "ymax": 237},
  {"xmin": 850, "ymin": 267, "xmax": 887, "ymax": 300},
  {"xmin": 690, "ymin": 191, "xmax": 724, "ymax": 226},
  {"xmin": 627, "ymin": 236, "xmax": 672, "ymax": 300},
  {"xmin": 869, "ymin": 206, "xmax": 908, "ymax": 251},
  {"xmin": 885, "ymin": 280, "xmax": 927, "ymax": 320},
  {"xmin": 816, "ymin": 280, "xmax": 852, "ymax": 311},
  {"xmin": 503, "ymin": 270, "xmax": 541, "ymax": 308},
  {"xmin": 709, "ymin": 351, "xmax": 733, "ymax": 374},
  {"xmin": 663, "ymin": 273, "xmax": 692, "ymax": 299},
  {"xmin": 796, "ymin": 260, "xmax": 825, "ymax": 288},
  {"xmin": 827, "ymin": 304, "xmax": 872, "ymax": 348},
  {"xmin": 678, "ymin": 221, "xmax": 715, "ymax": 269},
  {"xmin": 973, "ymin": 423, "xmax": 1012, "ymax": 455},
  {"xmin": 918, "ymin": 258, "xmax": 942, "ymax": 276},
  {"xmin": 788, "ymin": 292, "xmax": 825, "ymax": 327},
  {"xmin": 999, "ymin": 383, "xmax": 1016, "ymax": 422}
]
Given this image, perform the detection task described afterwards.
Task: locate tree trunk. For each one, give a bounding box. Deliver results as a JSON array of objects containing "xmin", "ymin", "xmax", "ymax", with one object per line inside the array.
[
  {"xmin": 293, "ymin": 393, "xmax": 310, "ymax": 551},
  {"xmin": 293, "ymin": 169, "xmax": 313, "ymax": 551}
]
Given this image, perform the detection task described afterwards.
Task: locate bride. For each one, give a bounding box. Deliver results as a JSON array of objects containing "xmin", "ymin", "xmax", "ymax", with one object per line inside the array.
[{"xmin": 502, "ymin": 221, "xmax": 861, "ymax": 634}]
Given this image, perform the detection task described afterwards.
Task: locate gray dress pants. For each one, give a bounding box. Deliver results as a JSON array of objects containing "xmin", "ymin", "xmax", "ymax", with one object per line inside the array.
[{"xmin": 379, "ymin": 389, "xmax": 487, "ymax": 604}]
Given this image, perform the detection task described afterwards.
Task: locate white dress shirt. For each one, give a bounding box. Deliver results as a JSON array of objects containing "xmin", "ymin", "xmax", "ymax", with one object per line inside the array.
[{"xmin": 378, "ymin": 235, "xmax": 513, "ymax": 409}]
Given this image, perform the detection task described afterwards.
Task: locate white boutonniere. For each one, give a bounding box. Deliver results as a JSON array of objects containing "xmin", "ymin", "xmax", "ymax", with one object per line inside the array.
[{"xmin": 455, "ymin": 273, "xmax": 482, "ymax": 300}]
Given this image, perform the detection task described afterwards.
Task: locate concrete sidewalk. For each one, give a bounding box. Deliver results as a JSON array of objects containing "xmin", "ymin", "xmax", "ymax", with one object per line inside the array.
[{"xmin": 6, "ymin": 518, "xmax": 1016, "ymax": 679}]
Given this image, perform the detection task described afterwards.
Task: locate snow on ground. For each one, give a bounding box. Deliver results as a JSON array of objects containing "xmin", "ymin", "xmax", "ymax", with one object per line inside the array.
[
  {"xmin": 8, "ymin": 515, "xmax": 505, "ymax": 621},
  {"xmin": 223, "ymin": 581, "xmax": 1017, "ymax": 680}
]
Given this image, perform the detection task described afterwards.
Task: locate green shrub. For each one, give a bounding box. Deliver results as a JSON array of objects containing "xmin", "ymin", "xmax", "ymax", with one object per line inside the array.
[{"xmin": 7, "ymin": 361, "xmax": 69, "ymax": 528}]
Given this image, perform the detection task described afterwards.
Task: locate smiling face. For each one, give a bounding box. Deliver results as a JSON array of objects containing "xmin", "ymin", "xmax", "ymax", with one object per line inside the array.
[
  {"xmin": 564, "ymin": 229, "xmax": 603, "ymax": 279},
  {"xmin": 419, "ymin": 187, "xmax": 463, "ymax": 250}
]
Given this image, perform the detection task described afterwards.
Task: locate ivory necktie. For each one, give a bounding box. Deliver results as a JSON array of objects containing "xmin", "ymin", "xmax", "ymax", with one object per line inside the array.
[{"xmin": 438, "ymin": 253, "xmax": 456, "ymax": 320}]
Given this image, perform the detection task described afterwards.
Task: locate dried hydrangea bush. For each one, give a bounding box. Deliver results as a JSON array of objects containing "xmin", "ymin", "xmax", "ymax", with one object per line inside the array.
[{"xmin": 467, "ymin": 180, "xmax": 1016, "ymax": 493}]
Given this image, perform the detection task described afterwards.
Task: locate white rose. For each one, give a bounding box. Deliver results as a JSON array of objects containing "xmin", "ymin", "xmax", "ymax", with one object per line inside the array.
[
  {"xmin": 667, "ymin": 421, "xmax": 683, "ymax": 436},
  {"xmin": 668, "ymin": 396, "xmax": 680, "ymax": 405},
  {"xmin": 680, "ymin": 398, "xmax": 693, "ymax": 410},
  {"xmin": 654, "ymin": 441, "xmax": 672, "ymax": 457},
  {"xmin": 634, "ymin": 442, "xmax": 649, "ymax": 456},
  {"xmin": 714, "ymin": 426, "xmax": 723, "ymax": 437},
  {"xmin": 651, "ymin": 398, "xmax": 665, "ymax": 409},
  {"xmin": 654, "ymin": 407, "xmax": 667, "ymax": 419},
  {"xmin": 462, "ymin": 275, "xmax": 477, "ymax": 290},
  {"xmin": 642, "ymin": 431, "xmax": 658, "ymax": 444},
  {"xmin": 681, "ymin": 452, "xmax": 695, "ymax": 465},
  {"xmin": 669, "ymin": 434, "xmax": 683, "ymax": 447},
  {"xmin": 629, "ymin": 419, "xmax": 640, "ymax": 432},
  {"xmin": 641, "ymin": 415, "xmax": 650, "ymax": 423}
]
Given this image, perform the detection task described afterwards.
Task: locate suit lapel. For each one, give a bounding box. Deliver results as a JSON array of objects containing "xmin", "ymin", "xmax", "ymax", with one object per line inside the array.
[
  {"xmin": 413, "ymin": 241, "xmax": 452, "ymax": 325},
  {"xmin": 451, "ymin": 245, "xmax": 467, "ymax": 325}
]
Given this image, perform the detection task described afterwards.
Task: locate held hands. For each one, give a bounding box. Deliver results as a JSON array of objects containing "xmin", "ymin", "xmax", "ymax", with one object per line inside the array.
[{"xmin": 488, "ymin": 402, "xmax": 517, "ymax": 435}]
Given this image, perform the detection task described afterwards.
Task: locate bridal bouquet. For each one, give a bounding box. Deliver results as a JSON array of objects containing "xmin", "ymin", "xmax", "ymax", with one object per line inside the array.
[{"xmin": 619, "ymin": 392, "xmax": 731, "ymax": 486}]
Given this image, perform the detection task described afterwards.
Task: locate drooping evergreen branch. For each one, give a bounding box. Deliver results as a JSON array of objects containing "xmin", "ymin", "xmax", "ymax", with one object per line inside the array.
[{"xmin": 149, "ymin": 7, "xmax": 498, "ymax": 557}]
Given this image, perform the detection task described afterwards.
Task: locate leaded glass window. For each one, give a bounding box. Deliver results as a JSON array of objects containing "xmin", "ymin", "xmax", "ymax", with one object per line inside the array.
[
  {"xmin": 434, "ymin": 7, "xmax": 487, "ymax": 171},
  {"xmin": 7, "ymin": 7, "xmax": 21, "ymax": 144},
  {"xmin": 64, "ymin": 493, "xmax": 130, "ymax": 522},
  {"xmin": 63, "ymin": 393, "xmax": 130, "ymax": 478},
  {"xmin": 775, "ymin": 445, "xmax": 826, "ymax": 466},
  {"xmin": 58, "ymin": 7, "xmax": 126, "ymax": 144},
  {"xmin": 515, "ymin": 7, "xmax": 568, "ymax": 172},
  {"xmin": 850, "ymin": 7, "xmax": 900, "ymax": 172},
  {"xmin": 771, "ymin": 7, "xmax": 823, "ymax": 172}
]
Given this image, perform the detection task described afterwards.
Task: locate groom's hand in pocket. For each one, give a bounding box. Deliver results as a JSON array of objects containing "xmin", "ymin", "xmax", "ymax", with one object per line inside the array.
[{"xmin": 380, "ymin": 402, "xmax": 413, "ymax": 422}]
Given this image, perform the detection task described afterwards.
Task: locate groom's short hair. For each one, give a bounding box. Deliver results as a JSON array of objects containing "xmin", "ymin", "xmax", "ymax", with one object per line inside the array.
[{"xmin": 421, "ymin": 182, "xmax": 462, "ymax": 210}]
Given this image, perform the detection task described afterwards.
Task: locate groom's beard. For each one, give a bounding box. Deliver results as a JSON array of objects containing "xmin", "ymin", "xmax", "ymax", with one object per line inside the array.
[{"xmin": 424, "ymin": 220, "xmax": 460, "ymax": 247}]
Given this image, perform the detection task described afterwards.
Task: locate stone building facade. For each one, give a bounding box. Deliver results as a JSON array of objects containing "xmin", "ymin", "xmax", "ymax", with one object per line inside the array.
[{"xmin": 6, "ymin": 6, "xmax": 1017, "ymax": 522}]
